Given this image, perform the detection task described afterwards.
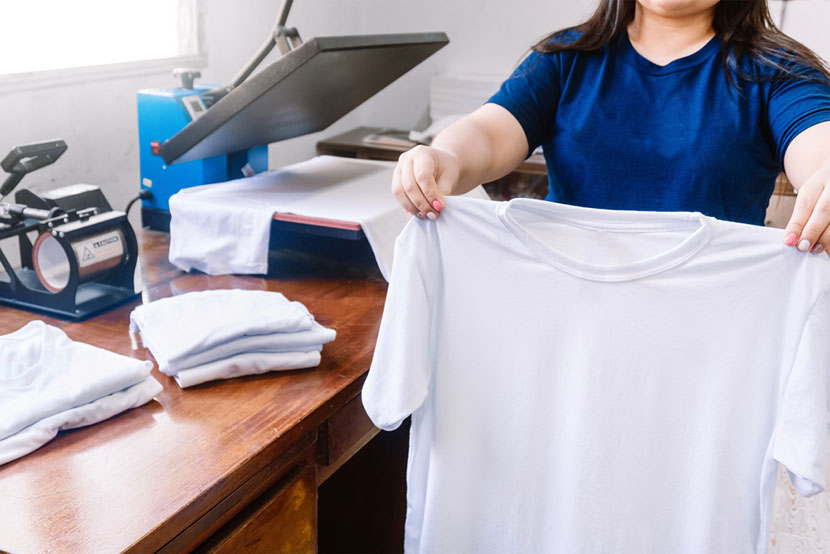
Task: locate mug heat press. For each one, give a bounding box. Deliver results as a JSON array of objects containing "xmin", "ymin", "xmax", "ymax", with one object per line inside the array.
[{"xmin": 0, "ymin": 140, "xmax": 139, "ymax": 320}]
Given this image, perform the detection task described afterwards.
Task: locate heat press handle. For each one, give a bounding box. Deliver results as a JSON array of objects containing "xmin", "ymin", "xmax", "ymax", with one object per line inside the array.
[
  {"xmin": 4, "ymin": 203, "xmax": 52, "ymax": 220},
  {"xmin": 173, "ymin": 68, "xmax": 201, "ymax": 90},
  {"xmin": 0, "ymin": 140, "xmax": 68, "ymax": 197}
]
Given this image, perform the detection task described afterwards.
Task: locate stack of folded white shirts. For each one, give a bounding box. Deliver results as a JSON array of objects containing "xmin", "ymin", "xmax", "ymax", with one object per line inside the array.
[
  {"xmin": 0, "ymin": 321, "xmax": 162, "ymax": 467},
  {"xmin": 129, "ymin": 289, "xmax": 336, "ymax": 388}
]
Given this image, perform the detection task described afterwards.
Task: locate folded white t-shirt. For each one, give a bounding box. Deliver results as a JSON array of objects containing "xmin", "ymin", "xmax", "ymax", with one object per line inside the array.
[
  {"xmin": 0, "ymin": 321, "xmax": 154, "ymax": 441},
  {"xmin": 0, "ymin": 376, "xmax": 162, "ymax": 466},
  {"xmin": 159, "ymin": 321, "xmax": 336, "ymax": 375},
  {"xmin": 129, "ymin": 289, "xmax": 315, "ymax": 366},
  {"xmin": 173, "ymin": 350, "xmax": 322, "ymax": 388}
]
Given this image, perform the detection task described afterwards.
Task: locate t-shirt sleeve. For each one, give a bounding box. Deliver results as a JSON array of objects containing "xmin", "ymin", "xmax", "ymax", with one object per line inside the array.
[
  {"xmin": 773, "ymin": 288, "xmax": 830, "ymax": 497},
  {"xmin": 362, "ymin": 219, "xmax": 436, "ymax": 431},
  {"xmin": 486, "ymin": 50, "xmax": 562, "ymax": 156},
  {"xmin": 767, "ymin": 67, "xmax": 830, "ymax": 164}
]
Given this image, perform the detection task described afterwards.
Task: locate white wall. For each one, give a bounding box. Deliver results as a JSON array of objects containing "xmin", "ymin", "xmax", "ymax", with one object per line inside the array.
[{"xmin": 770, "ymin": 0, "xmax": 830, "ymax": 61}]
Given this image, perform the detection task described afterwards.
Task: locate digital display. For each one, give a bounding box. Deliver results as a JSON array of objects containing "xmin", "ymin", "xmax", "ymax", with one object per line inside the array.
[{"xmin": 183, "ymin": 96, "xmax": 207, "ymax": 121}]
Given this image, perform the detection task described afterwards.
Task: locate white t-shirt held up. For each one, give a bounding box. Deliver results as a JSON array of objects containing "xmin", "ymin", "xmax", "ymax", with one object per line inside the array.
[{"xmin": 363, "ymin": 196, "xmax": 830, "ymax": 554}]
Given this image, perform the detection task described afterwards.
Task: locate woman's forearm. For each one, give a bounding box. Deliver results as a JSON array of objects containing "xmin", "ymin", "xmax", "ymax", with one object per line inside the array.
[{"xmin": 431, "ymin": 104, "xmax": 530, "ymax": 195}]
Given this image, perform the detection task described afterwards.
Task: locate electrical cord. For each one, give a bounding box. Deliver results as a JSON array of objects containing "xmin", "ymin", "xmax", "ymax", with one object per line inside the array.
[{"xmin": 126, "ymin": 189, "xmax": 153, "ymax": 216}]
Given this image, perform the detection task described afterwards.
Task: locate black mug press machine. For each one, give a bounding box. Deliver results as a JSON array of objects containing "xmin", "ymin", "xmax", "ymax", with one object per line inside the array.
[{"xmin": 0, "ymin": 140, "xmax": 139, "ymax": 320}]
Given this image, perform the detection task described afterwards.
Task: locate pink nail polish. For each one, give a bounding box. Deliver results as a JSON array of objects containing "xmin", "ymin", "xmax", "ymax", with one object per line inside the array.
[
  {"xmin": 783, "ymin": 232, "xmax": 797, "ymax": 247},
  {"xmin": 433, "ymin": 200, "xmax": 443, "ymax": 212},
  {"xmin": 812, "ymin": 244, "xmax": 825, "ymax": 255}
]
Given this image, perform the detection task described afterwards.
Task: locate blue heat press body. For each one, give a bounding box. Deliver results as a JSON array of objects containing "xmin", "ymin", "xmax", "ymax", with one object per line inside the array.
[{"xmin": 136, "ymin": 85, "xmax": 267, "ymax": 230}]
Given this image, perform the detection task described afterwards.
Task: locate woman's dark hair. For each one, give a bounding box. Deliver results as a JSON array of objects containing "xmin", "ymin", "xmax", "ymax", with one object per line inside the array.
[{"xmin": 533, "ymin": 0, "xmax": 830, "ymax": 87}]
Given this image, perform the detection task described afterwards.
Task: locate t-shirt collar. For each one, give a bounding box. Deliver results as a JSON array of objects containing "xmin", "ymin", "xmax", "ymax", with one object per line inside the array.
[{"xmin": 497, "ymin": 198, "xmax": 714, "ymax": 282}]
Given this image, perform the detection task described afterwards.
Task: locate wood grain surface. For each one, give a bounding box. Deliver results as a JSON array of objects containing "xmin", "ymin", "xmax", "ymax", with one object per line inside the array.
[
  {"xmin": 202, "ymin": 461, "xmax": 318, "ymax": 553},
  {"xmin": 0, "ymin": 229, "xmax": 388, "ymax": 553}
]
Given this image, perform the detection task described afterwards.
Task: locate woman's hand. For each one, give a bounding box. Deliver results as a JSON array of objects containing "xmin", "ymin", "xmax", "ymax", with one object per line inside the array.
[
  {"xmin": 390, "ymin": 104, "xmax": 530, "ymax": 221},
  {"xmin": 392, "ymin": 145, "xmax": 460, "ymax": 220},
  {"xmin": 784, "ymin": 121, "xmax": 830, "ymax": 254},
  {"xmin": 782, "ymin": 122, "xmax": 830, "ymax": 254},
  {"xmin": 784, "ymin": 160, "xmax": 830, "ymax": 255}
]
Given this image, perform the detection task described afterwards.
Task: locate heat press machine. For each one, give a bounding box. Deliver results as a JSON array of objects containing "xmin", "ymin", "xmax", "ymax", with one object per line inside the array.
[
  {"xmin": 136, "ymin": 78, "xmax": 269, "ymax": 231},
  {"xmin": 0, "ymin": 140, "xmax": 139, "ymax": 320},
  {"xmin": 137, "ymin": 0, "xmax": 448, "ymax": 237}
]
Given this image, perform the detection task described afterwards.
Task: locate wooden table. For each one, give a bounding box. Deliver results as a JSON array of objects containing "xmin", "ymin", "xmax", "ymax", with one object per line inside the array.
[{"xmin": 0, "ymin": 230, "xmax": 398, "ymax": 552}]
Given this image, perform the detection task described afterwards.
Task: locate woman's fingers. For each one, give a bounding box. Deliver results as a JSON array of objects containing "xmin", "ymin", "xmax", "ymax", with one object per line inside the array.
[
  {"xmin": 435, "ymin": 158, "xmax": 461, "ymax": 207},
  {"xmin": 391, "ymin": 163, "xmax": 421, "ymax": 218},
  {"xmin": 400, "ymin": 156, "xmax": 435, "ymax": 219},
  {"xmin": 412, "ymin": 152, "xmax": 443, "ymax": 220},
  {"xmin": 785, "ymin": 169, "xmax": 830, "ymax": 252},
  {"xmin": 811, "ymin": 229, "xmax": 828, "ymax": 255},
  {"xmin": 801, "ymin": 188, "xmax": 830, "ymax": 252},
  {"xmin": 393, "ymin": 146, "xmax": 456, "ymax": 220},
  {"xmin": 811, "ymin": 204, "xmax": 830, "ymax": 255}
]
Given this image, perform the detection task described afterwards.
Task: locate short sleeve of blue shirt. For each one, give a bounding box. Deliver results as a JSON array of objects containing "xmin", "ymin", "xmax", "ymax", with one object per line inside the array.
[
  {"xmin": 487, "ymin": 34, "xmax": 830, "ymax": 225},
  {"xmin": 488, "ymin": 51, "xmax": 562, "ymax": 156},
  {"xmin": 767, "ymin": 65, "xmax": 830, "ymax": 163}
]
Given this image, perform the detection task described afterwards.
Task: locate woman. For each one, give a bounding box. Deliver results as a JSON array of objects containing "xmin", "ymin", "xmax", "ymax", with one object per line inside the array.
[{"xmin": 393, "ymin": 0, "xmax": 830, "ymax": 253}]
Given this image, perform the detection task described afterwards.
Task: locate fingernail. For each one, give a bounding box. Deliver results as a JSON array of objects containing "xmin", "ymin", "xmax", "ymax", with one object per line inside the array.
[
  {"xmin": 798, "ymin": 239, "xmax": 811, "ymax": 252},
  {"xmin": 783, "ymin": 232, "xmax": 797, "ymax": 246},
  {"xmin": 433, "ymin": 200, "xmax": 443, "ymax": 212},
  {"xmin": 812, "ymin": 244, "xmax": 825, "ymax": 255},
  {"xmin": 426, "ymin": 212, "xmax": 437, "ymax": 221},
  {"xmin": 416, "ymin": 213, "xmax": 425, "ymax": 219}
]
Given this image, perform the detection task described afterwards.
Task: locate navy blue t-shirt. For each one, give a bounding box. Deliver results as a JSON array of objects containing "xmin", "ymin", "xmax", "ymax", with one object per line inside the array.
[{"xmin": 488, "ymin": 32, "xmax": 830, "ymax": 225}]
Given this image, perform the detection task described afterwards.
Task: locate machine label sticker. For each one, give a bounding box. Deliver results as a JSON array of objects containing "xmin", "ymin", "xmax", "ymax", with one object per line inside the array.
[
  {"xmin": 73, "ymin": 231, "xmax": 124, "ymax": 268},
  {"xmin": 93, "ymin": 236, "xmax": 119, "ymax": 248}
]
